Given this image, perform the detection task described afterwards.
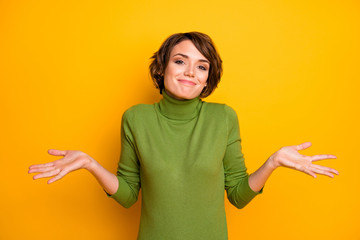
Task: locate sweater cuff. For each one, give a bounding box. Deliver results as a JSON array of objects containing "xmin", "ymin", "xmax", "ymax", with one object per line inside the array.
[
  {"xmin": 104, "ymin": 175, "xmax": 121, "ymax": 198},
  {"xmin": 244, "ymin": 176, "xmax": 264, "ymax": 200},
  {"xmin": 103, "ymin": 176, "xmax": 135, "ymax": 208}
]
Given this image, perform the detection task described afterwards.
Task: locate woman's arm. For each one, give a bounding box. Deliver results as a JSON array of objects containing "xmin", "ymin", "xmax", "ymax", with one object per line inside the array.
[
  {"xmin": 28, "ymin": 149, "xmax": 119, "ymax": 195},
  {"xmin": 248, "ymin": 142, "xmax": 339, "ymax": 192}
]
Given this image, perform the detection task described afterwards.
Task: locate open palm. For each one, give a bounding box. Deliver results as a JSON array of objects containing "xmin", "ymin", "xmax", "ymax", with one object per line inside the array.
[
  {"xmin": 271, "ymin": 142, "xmax": 339, "ymax": 178},
  {"xmin": 28, "ymin": 149, "xmax": 91, "ymax": 184}
]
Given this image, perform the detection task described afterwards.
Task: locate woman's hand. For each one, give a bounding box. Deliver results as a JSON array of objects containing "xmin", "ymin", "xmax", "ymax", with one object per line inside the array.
[
  {"xmin": 28, "ymin": 149, "xmax": 94, "ymax": 184},
  {"xmin": 268, "ymin": 142, "xmax": 339, "ymax": 178}
]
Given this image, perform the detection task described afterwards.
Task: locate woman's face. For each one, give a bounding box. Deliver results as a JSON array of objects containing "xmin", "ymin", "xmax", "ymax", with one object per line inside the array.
[{"xmin": 163, "ymin": 40, "xmax": 209, "ymax": 100}]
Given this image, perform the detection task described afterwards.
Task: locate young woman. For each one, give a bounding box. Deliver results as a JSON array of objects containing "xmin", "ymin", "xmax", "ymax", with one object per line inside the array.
[{"xmin": 28, "ymin": 32, "xmax": 339, "ymax": 240}]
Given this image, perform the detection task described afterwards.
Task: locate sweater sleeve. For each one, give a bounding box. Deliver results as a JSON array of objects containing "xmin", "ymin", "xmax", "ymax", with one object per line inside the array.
[
  {"xmin": 105, "ymin": 109, "xmax": 141, "ymax": 208},
  {"xmin": 223, "ymin": 105, "xmax": 263, "ymax": 209}
]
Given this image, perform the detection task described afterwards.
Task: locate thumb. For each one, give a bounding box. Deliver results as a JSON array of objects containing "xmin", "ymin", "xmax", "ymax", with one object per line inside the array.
[
  {"xmin": 295, "ymin": 142, "xmax": 312, "ymax": 151},
  {"xmin": 48, "ymin": 149, "xmax": 67, "ymax": 156}
]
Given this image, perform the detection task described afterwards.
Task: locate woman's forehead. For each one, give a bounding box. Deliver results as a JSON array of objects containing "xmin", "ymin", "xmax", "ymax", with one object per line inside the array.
[{"xmin": 170, "ymin": 40, "xmax": 208, "ymax": 62}]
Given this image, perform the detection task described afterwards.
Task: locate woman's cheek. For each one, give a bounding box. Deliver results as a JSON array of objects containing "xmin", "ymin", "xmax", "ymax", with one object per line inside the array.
[{"xmin": 202, "ymin": 72, "xmax": 209, "ymax": 84}]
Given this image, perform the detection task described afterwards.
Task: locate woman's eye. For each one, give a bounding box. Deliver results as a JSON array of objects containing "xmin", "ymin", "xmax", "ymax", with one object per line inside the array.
[
  {"xmin": 175, "ymin": 60, "xmax": 184, "ymax": 64},
  {"xmin": 199, "ymin": 66, "xmax": 207, "ymax": 71}
]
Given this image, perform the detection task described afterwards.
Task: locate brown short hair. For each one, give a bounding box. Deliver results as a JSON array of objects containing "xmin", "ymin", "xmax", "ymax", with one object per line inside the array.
[{"xmin": 149, "ymin": 32, "xmax": 223, "ymax": 98}]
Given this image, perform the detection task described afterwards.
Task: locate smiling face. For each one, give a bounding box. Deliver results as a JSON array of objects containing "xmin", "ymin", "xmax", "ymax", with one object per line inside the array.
[{"xmin": 163, "ymin": 40, "xmax": 210, "ymax": 100}]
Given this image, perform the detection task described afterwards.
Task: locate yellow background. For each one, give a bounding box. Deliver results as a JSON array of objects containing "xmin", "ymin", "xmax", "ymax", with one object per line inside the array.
[{"xmin": 1, "ymin": 0, "xmax": 359, "ymax": 239}]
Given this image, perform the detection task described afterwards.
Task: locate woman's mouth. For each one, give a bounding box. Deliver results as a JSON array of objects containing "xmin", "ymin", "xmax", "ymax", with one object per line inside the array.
[{"xmin": 178, "ymin": 79, "xmax": 196, "ymax": 86}]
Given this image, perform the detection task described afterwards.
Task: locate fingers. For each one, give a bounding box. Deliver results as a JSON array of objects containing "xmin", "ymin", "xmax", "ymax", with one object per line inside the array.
[
  {"xmin": 29, "ymin": 149, "xmax": 67, "ymax": 172},
  {"xmin": 310, "ymin": 154, "xmax": 337, "ymax": 162},
  {"xmin": 295, "ymin": 143, "xmax": 337, "ymax": 162},
  {"xmin": 310, "ymin": 167, "xmax": 333, "ymax": 178},
  {"xmin": 302, "ymin": 167, "xmax": 333, "ymax": 179},
  {"xmin": 32, "ymin": 168, "xmax": 61, "ymax": 180},
  {"xmin": 29, "ymin": 162, "xmax": 54, "ymax": 169},
  {"xmin": 47, "ymin": 169, "xmax": 69, "ymax": 184},
  {"xmin": 28, "ymin": 165, "xmax": 55, "ymax": 174},
  {"xmin": 48, "ymin": 149, "xmax": 67, "ymax": 156},
  {"xmin": 29, "ymin": 149, "xmax": 71, "ymax": 183},
  {"xmin": 311, "ymin": 164, "xmax": 339, "ymax": 176},
  {"xmin": 30, "ymin": 165, "xmax": 71, "ymax": 184},
  {"xmin": 291, "ymin": 157, "xmax": 339, "ymax": 178},
  {"xmin": 28, "ymin": 158, "xmax": 64, "ymax": 172},
  {"xmin": 302, "ymin": 168, "xmax": 317, "ymax": 178},
  {"xmin": 295, "ymin": 142, "xmax": 312, "ymax": 151},
  {"xmin": 300, "ymin": 163, "xmax": 339, "ymax": 178}
]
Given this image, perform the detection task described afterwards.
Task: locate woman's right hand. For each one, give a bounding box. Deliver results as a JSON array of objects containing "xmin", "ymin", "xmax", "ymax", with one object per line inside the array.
[{"xmin": 28, "ymin": 149, "xmax": 93, "ymax": 184}]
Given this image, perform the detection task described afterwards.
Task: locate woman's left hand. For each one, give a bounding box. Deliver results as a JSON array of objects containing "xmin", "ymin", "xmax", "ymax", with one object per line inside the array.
[{"xmin": 268, "ymin": 142, "xmax": 339, "ymax": 178}]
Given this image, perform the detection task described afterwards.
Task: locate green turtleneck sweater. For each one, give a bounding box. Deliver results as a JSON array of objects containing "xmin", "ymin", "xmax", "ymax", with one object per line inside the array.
[{"xmin": 107, "ymin": 91, "xmax": 263, "ymax": 239}]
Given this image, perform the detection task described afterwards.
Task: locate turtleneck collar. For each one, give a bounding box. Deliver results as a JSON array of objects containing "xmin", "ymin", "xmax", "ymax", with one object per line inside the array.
[{"xmin": 157, "ymin": 90, "xmax": 202, "ymax": 120}]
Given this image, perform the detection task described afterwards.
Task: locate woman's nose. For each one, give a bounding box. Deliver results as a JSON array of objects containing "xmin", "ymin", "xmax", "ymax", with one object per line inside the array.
[{"xmin": 184, "ymin": 66, "xmax": 195, "ymax": 77}]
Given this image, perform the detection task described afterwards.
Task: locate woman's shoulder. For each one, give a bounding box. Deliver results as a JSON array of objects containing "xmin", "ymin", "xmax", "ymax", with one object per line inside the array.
[
  {"xmin": 122, "ymin": 103, "xmax": 155, "ymax": 119},
  {"xmin": 126, "ymin": 103, "xmax": 154, "ymax": 112},
  {"xmin": 202, "ymin": 102, "xmax": 239, "ymax": 127},
  {"xmin": 202, "ymin": 101, "xmax": 237, "ymax": 115}
]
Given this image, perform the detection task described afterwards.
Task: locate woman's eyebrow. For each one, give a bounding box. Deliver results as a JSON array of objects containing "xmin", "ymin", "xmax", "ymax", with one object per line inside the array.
[{"xmin": 172, "ymin": 53, "xmax": 210, "ymax": 64}]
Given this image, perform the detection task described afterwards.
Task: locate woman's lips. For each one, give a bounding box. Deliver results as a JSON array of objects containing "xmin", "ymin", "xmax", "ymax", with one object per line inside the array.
[{"xmin": 178, "ymin": 79, "xmax": 196, "ymax": 86}]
